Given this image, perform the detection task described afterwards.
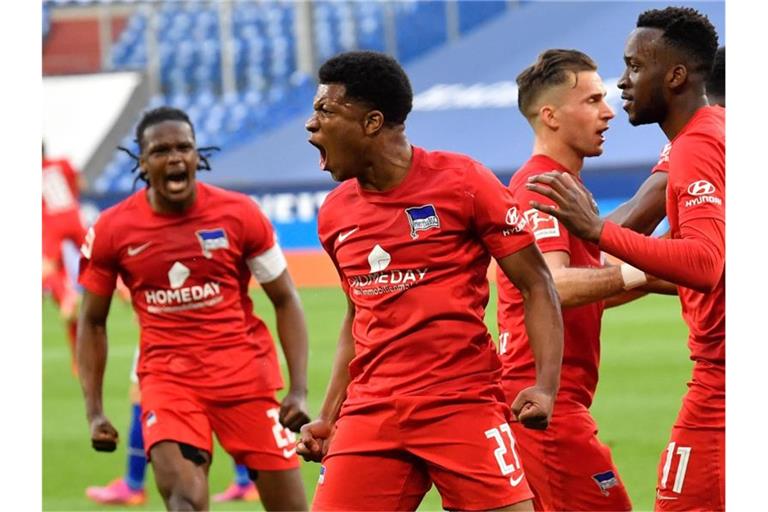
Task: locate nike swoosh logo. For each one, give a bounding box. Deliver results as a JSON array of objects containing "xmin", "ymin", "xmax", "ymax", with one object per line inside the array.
[
  {"xmin": 282, "ymin": 447, "xmax": 296, "ymax": 458},
  {"xmin": 509, "ymin": 474, "xmax": 524, "ymax": 487},
  {"xmin": 338, "ymin": 227, "xmax": 359, "ymax": 243},
  {"xmin": 127, "ymin": 242, "xmax": 152, "ymax": 256}
]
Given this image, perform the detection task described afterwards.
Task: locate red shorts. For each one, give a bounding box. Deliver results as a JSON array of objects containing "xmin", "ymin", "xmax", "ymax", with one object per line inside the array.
[
  {"xmin": 655, "ymin": 426, "xmax": 724, "ymax": 511},
  {"xmin": 312, "ymin": 396, "xmax": 533, "ymax": 511},
  {"xmin": 139, "ymin": 378, "xmax": 299, "ymax": 471},
  {"xmin": 510, "ymin": 405, "xmax": 631, "ymax": 511}
]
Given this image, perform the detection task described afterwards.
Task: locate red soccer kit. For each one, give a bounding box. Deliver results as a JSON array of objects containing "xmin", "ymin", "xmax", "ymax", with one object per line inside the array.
[
  {"xmin": 315, "ymin": 146, "xmax": 537, "ymax": 511},
  {"xmin": 496, "ymin": 155, "xmax": 631, "ymax": 511},
  {"xmin": 42, "ymin": 157, "xmax": 86, "ymax": 262},
  {"xmin": 78, "ymin": 182, "xmax": 298, "ymax": 470},
  {"xmin": 42, "ymin": 158, "xmax": 87, "ymax": 308},
  {"xmin": 599, "ymin": 106, "xmax": 725, "ymax": 510}
]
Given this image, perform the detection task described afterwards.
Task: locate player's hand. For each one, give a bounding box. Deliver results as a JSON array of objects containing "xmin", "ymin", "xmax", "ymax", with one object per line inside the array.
[
  {"xmin": 89, "ymin": 414, "xmax": 119, "ymax": 452},
  {"xmin": 297, "ymin": 419, "xmax": 333, "ymax": 463},
  {"xmin": 279, "ymin": 388, "xmax": 311, "ymax": 433},
  {"xmin": 511, "ymin": 386, "xmax": 555, "ymax": 430},
  {"xmin": 527, "ymin": 171, "xmax": 604, "ymax": 242}
]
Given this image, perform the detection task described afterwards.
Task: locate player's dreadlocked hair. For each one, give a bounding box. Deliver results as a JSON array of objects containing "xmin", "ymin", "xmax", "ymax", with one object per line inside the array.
[
  {"xmin": 516, "ymin": 49, "xmax": 597, "ymax": 120},
  {"xmin": 706, "ymin": 46, "xmax": 725, "ymax": 104},
  {"xmin": 637, "ymin": 6, "xmax": 718, "ymax": 76},
  {"xmin": 318, "ymin": 50, "xmax": 412, "ymax": 125},
  {"xmin": 118, "ymin": 106, "xmax": 219, "ymax": 188}
]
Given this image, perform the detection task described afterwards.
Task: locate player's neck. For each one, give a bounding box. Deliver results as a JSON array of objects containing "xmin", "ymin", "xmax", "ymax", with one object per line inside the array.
[
  {"xmin": 660, "ymin": 93, "xmax": 709, "ymax": 141},
  {"xmin": 357, "ymin": 134, "xmax": 413, "ymax": 192},
  {"xmin": 532, "ymin": 137, "xmax": 583, "ymax": 175},
  {"xmin": 147, "ymin": 187, "xmax": 197, "ymax": 214}
]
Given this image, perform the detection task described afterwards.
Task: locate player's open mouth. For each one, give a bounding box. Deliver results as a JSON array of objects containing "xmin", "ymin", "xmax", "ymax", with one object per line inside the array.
[
  {"xmin": 165, "ymin": 170, "xmax": 190, "ymax": 193},
  {"xmin": 597, "ymin": 127, "xmax": 609, "ymax": 142},
  {"xmin": 308, "ymin": 140, "xmax": 328, "ymax": 170}
]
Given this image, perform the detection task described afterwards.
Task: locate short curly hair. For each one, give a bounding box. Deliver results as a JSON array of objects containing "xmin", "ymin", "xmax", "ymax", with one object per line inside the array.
[
  {"xmin": 706, "ymin": 46, "xmax": 725, "ymax": 100},
  {"xmin": 637, "ymin": 6, "xmax": 719, "ymax": 75},
  {"xmin": 516, "ymin": 49, "xmax": 597, "ymax": 119},
  {"xmin": 318, "ymin": 51, "xmax": 413, "ymax": 125}
]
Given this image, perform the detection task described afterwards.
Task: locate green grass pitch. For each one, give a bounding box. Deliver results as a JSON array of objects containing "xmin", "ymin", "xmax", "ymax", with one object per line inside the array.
[{"xmin": 43, "ymin": 288, "xmax": 689, "ymax": 511}]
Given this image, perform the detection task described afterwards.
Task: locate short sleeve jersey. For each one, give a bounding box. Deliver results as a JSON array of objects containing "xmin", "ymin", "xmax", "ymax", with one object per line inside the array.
[
  {"xmin": 496, "ymin": 155, "xmax": 603, "ymax": 409},
  {"xmin": 666, "ymin": 106, "xmax": 725, "ymax": 429},
  {"xmin": 318, "ymin": 146, "xmax": 535, "ymax": 408},
  {"xmin": 78, "ymin": 182, "xmax": 283, "ymax": 398},
  {"xmin": 42, "ymin": 158, "xmax": 80, "ymax": 216}
]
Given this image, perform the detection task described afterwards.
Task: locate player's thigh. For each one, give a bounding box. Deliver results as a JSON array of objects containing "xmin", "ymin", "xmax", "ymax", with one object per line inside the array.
[
  {"xmin": 312, "ymin": 451, "xmax": 431, "ymax": 511},
  {"xmin": 655, "ymin": 427, "xmax": 725, "ymax": 511},
  {"xmin": 410, "ymin": 400, "xmax": 534, "ymax": 511},
  {"xmin": 149, "ymin": 441, "xmax": 211, "ymax": 508},
  {"xmin": 208, "ymin": 393, "xmax": 300, "ymax": 471},
  {"xmin": 513, "ymin": 410, "xmax": 631, "ymax": 511},
  {"xmin": 253, "ymin": 468, "xmax": 307, "ymax": 512},
  {"xmin": 139, "ymin": 378, "xmax": 213, "ymax": 458}
]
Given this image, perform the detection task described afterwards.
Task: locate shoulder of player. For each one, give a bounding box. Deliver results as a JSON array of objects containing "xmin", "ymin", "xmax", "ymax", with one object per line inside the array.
[
  {"xmin": 95, "ymin": 190, "xmax": 145, "ymax": 228},
  {"xmin": 317, "ymin": 181, "xmax": 354, "ymax": 217}
]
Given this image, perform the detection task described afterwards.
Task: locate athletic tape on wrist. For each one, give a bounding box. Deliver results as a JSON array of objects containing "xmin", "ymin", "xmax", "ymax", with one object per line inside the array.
[{"xmin": 620, "ymin": 263, "xmax": 648, "ymax": 290}]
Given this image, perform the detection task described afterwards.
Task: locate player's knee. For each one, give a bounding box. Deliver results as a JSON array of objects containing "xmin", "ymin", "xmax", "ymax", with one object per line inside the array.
[{"xmin": 165, "ymin": 489, "xmax": 207, "ymax": 511}]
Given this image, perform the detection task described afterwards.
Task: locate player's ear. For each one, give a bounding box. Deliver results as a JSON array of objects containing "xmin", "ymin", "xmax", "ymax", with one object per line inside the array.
[
  {"xmin": 539, "ymin": 104, "xmax": 559, "ymax": 130},
  {"xmin": 667, "ymin": 63, "xmax": 688, "ymax": 90},
  {"xmin": 363, "ymin": 110, "xmax": 384, "ymax": 135}
]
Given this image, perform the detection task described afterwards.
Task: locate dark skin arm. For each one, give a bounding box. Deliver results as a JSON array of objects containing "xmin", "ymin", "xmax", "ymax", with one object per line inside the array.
[
  {"xmin": 497, "ymin": 244, "xmax": 563, "ymax": 430},
  {"xmin": 76, "ymin": 289, "xmax": 119, "ymax": 452},
  {"xmin": 261, "ymin": 270, "xmax": 311, "ymax": 433},
  {"xmin": 297, "ymin": 296, "xmax": 355, "ymax": 462},
  {"xmin": 606, "ymin": 172, "xmax": 669, "ymax": 235}
]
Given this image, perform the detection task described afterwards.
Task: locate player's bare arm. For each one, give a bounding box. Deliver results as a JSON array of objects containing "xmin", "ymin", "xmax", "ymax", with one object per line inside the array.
[
  {"xmin": 77, "ymin": 289, "xmax": 119, "ymax": 452},
  {"xmin": 261, "ymin": 269, "xmax": 311, "ymax": 433},
  {"xmin": 497, "ymin": 244, "xmax": 563, "ymax": 430},
  {"xmin": 298, "ymin": 296, "xmax": 355, "ymax": 462},
  {"xmin": 606, "ymin": 172, "xmax": 668, "ymax": 235},
  {"xmin": 542, "ymin": 250, "xmax": 650, "ymax": 307},
  {"xmin": 529, "ymin": 171, "xmax": 724, "ymax": 292}
]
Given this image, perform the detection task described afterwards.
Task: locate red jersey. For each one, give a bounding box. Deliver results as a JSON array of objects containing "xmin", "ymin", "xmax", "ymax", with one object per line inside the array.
[
  {"xmin": 497, "ymin": 155, "xmax": 603, "ymax": 409},
  {"xmin": 42, "ymin": 157, "xmax": 81, "ymax": 216},
  {"xmin": 318, "ymin": 146, "xmax": 535, "ymax": 408},
  {"xmin": 600, "ymin": 106, "xmax": 725, "ymax": 429},
  {"xmin": 651, "ymin": 142, "xmax": 672, "ymax": 174},
  {"xmin": 666, "ymin": 106, "xmax": 725, "ymax": 428},
  {"xmin": 78, "ymin": 182, "xmax": 283, "ymax": 398}
]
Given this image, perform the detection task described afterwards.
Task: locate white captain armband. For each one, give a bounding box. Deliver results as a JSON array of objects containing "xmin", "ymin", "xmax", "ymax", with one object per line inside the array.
[
  {"xmin": 247, "ymin": 243, "xmax": 288, "ymax": 283},
  {"xmin": 620, "ymin": 263, "xmax": 648, "ymax": 290}
]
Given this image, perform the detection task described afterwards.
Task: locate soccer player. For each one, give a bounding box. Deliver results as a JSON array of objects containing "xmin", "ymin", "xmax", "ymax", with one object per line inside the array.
[
  {"xmin": 297, "ymin": 51, "xmax": 564, "ymax": 511},
  {"xmin": 42, "ymin": 142, "xmax": 87, "ymax": 374},
  {"xmin": 526, "ymin": 7, "xmax": 724, "ymax": 511},
  {"xmin": 496, "ymin": 48, "xmax": 653, "ymax": 511},
  {"xmin": 76, "ymin": 107, "xmax": 310, "ymax": 511}
]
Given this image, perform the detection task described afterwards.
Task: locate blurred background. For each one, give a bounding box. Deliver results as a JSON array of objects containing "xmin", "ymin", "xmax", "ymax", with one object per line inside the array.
[{"xmin": 41, "ymin": 1, "xmax": 725, "ymax": 510}]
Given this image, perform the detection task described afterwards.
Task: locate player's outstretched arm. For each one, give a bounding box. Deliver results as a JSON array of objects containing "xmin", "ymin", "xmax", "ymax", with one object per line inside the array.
[
  {"xmin": 298, "ymin": 296, "xmax": 355, "ymax": 463},
  {"xmin": 541, "ymin": 250, "xmax": 654, "ymax": 307},
  {"xmin": 498, "ymin": 245, "xmax": 563, "ymax": 430},
  {"xmin": 528, "ymin": 172, "xmax": 724, "ymax": 293},
  {"xmin": 261, "ymin": 270, "xmax": 311, "ymax": 433},
  {"xmin": 77, "ymin": 289, "xmax": 119, "ymax": 452},
  {"xmin": 605, "ymin": 172, "xmax": 668, "ymax": 235}
]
